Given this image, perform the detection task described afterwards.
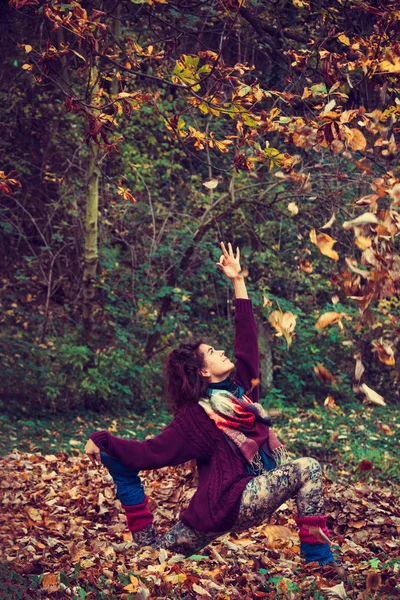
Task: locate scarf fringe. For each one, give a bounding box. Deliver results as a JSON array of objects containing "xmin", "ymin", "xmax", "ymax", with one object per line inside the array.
[{"xmin": 272, "ymin": 445, "xmax": 290, "ymax": 466}]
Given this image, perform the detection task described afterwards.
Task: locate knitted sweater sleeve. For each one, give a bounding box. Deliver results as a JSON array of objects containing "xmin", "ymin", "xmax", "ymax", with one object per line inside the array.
[
  {"xmin": 233, "ymin": 298, "xmax": 260, "ymax": 403},
  {"xmin": 90, "ymin": 417, "xmax": 206, "ymax": 471}
]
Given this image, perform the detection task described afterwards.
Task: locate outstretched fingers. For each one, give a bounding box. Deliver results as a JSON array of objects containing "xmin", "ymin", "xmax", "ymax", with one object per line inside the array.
[{"xmin": 220, "ymin": 241, "xmax": 229, "ymax": 258}]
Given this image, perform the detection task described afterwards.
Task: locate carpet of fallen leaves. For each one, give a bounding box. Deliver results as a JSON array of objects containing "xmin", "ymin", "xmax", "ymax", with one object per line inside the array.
[{"xmin": 1, "ymin": 451, "xmax": 399, "ymax": 599}]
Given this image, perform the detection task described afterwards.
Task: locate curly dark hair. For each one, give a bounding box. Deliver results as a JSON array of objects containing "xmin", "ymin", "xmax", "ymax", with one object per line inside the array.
[{"xmin": 165, "ymin": 339, "xmax": 209, "ymax": 413}]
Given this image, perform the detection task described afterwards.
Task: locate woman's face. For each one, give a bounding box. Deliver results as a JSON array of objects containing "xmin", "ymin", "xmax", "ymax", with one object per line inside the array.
[{"xmin": 199, "ymin": 344, "xmax": 235, "ymax": 382}]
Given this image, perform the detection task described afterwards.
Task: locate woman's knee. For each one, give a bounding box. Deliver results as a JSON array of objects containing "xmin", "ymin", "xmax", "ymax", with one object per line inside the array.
[{"xmin": 295, "ymin": 457, "xmax": 322, "ymax": 480}]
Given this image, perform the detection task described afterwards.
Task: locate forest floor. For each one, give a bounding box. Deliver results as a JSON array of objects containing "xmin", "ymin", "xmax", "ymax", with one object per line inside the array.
[{"xmin": 0, "ymin": 402, "xmax": 399, "ymax": 599}]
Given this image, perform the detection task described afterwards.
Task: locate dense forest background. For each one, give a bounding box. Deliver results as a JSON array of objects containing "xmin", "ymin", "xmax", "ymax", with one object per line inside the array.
[{"xmin": 0, "ymin": 0, "xmax": 399, "ymax": 418}]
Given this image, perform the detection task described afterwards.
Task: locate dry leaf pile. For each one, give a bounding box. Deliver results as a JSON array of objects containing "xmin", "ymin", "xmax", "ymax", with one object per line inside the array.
[{"xmin": 1, "ymin": 451, "xmax": 399, "ymax": 599}]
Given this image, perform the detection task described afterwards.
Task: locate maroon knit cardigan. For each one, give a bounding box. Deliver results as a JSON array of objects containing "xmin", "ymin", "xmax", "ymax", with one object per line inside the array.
[{"xmin": 91, "ymin": 299, "xmax": 261, "ymax": 533}]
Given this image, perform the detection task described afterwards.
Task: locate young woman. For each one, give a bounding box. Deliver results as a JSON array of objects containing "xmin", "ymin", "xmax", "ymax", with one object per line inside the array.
[{"xmin": 85, "ymin": 242, "xmax": 344, "ymax": 576}]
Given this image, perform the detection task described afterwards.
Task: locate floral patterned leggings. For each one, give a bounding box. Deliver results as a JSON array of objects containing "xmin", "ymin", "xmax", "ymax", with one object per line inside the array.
[{"xmin": 132, "ymin": 457, "xmax": 326, "ymax": 556}]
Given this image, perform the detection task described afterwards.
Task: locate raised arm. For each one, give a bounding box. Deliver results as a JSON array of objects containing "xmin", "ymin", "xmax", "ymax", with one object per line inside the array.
[{"xmin": 216, "ymin": 242, "xmax": 260, "ymax": 402}]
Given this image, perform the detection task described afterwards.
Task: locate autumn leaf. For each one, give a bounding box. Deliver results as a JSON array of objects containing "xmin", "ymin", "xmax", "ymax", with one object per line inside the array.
[
  {"xmin": 124, "ymin": 575, "xmax": 139, "ymax": 593},
  {"xmin": 314, "ymin": 364, "xmax": 335, "ymax": 383},
  {"xmin": 192, "ymin": 582, "xmax": 212, "ymax": 597},
  {"xmin": 203, "ymin": 179, "xmax": 219, "ymax": 189},
  {"xmin": 300, "ymin": 259, "xmax": 313, "ymax": 273},
  {"xmin": 269, "ymin": 310, "xmax": 296, "ymax": 348},
  {"xmin": 346, "ymin": 127, "xmax": 367, "ymax": 151},
  {"xmin": 343, "ymin": 213, "xmax": 378, "ymax": 230},
  {"xmin": 358, "ymin": 459, "xmax": 373, "ymax": 472},
  {"xmin": 375, "ymin": 421, "xmax": 394, "ymax": 436},
  {"xmin": 310, "ymin": 230, "xmax": 339, "ymax": 260},
  {"xmin": 42, "ymin": 573, "xmax": 59, "ymax": 593},
  {"xmin": 373, "ymin": 341, "xmax": 395, "ymax": 365},
  {"xmin": 354, "ymin": 353, "xmax": 365, "ymax": 381},
  {"xmin": 321, "ymin": 213, "xmax": 336, "ymax": 229},
  {"xmin": 360, "ymin": 383, "xmax": 386, "ymax": 406},
  {"xmin": 26, "ymin": 506, "xmax": 43, "ymax": 522},
  {"xmin": 288, "ymin": 201, "xmax": 299, "ymax": 215},
  {"xmin": 324, "ymin": 396, "xmax": 338, "ymax": 410},
  {"xmin": 315, "ymin": 311, "xmax": 342, "ymax": 329}
]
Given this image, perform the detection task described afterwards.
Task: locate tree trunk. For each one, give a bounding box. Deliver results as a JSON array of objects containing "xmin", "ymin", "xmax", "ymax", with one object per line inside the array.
[
  {"xmin": 256, "ymin": 309, "xmax": 273, "ymax": 397},
  {"xmin": 82, "ymin": 140, "xmax": 100, "ymax": 329}
]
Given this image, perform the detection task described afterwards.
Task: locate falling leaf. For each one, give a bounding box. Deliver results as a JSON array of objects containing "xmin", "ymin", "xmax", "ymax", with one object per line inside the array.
[
  {"xmin": 324, "ymin": 396, "xmax": 338, "ymax": 410},
  {"xmin": 373, "ymin": 342, "xmax": 395, "ymax": 365},
  {"xmin": 358, "ymin": 459, "xmax": 373, "ymax": 472},
  {"xmin": 22, "ymin": 63, "xmax": 32, "ymax": 70},
  {"xmin": 263, "ymin": 295, "xmax": 272, "ymax": 307},
  {"xmin": 24, "ymin": 44, "xmax": 33, "ymax": 53},
  {"xmin": 203, "ymin": 179, "xmax": 219, "ymax": 189},
  {"xmin": 355, "ymin": 236, "xmax": 372, "ymax": 250},
  {"xmin": 269, "ymin": 310, "xmax": 297, "ymax": 348},
  {"xmin": 343, "ymin": 213, "xmax": 378, "ymax": 230},
  {"xmin": 311, "ymin": 231, "xmax": 339, "ymax": 260},
  {"xmin": 314, "ymin": 364, "xmax": 335, "ymax": 383},
  {"xmin": 348, "ymin": 128, "xmax": 367, "ymax": 151},
  {"xmin": 321, "ymin": 213, "xmax": 336, "ymax": 229},
  {"xmin": 300, "ymin": 259, "xmax": 313, "ymax": 273},
  {"xmin": 315, "ymin": 311, "xmax": 342, "ymax": 329},
  {"xmin": 375, "ymin": 421, "xmax": 394, "ymax": 436},
  {"xmin": 354, "ymin": 354, "xmax": 365, "ymax": 381},
  {"xmin": 360, "ymin": 383, "xmax": 386, "ymax": 406},
  {"xmin": 263, "ymin": 525, "xmax": 296, "ymax": 549},
  {"xmin": 288, "ymin": 202, "xmax": 299, "ymax": 215},
  {"xmin": 388, "ymin": 183, "xmax": 400, "ymax": 205}
]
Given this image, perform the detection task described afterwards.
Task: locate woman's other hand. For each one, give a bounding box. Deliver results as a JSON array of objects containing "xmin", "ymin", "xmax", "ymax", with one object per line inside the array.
[
  {"xmin": 216, "ymin": 242, "xmax": 242, "ymax": 280},
  {"xmin": 85, "ymin": 438, "xmax": 101, "ymax": 466}
]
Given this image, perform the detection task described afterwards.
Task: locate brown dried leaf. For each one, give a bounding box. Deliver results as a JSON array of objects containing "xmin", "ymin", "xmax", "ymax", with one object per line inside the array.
[
  {"xmin": 314, "ymin": 364, "xmax": 335, "ymax": 383},
  {"xmin": 373, "ymin": 342, "xmax": 395, "ymax": 365}
]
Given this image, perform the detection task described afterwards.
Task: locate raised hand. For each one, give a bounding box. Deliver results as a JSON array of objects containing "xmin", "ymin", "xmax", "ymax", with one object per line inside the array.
[{"xmin": 216, "ymin": 242, "xmax": 242, "ymax": 280}]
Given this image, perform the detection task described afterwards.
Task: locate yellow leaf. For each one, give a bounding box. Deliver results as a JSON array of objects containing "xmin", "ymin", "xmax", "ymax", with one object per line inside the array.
[
  {"xmin": 22, "ymin": 63, "xmax": 32, "ymax": 71},
  {"xmin": 300, "ymin": 259, "xmax": 313, "ymax": 273},
  {"xmin": 25, "ymin": 45, "xmax": 33, "ymax": 53},
  {"xmin": 338, "ymin": 34, "xmax": 350, "ymax": 46},
  {"xmin": 309, "ymin": 229, "xmax": 317, "ymax": 244},
  {"xmin": 311, "ymin": 232, "xmax": 339, "ymax": 261},
  {"xmin": 288, "ymin": 202, "xmax": 299, "ymax": 215},
  {"xmin": 124, "ymin": 575, "xmax": 139, "ymax": 593},
  {"xmin": 355, "ymin": 236, "xmax": 372, "ymax": 250},
  {"xmin": 321, "ymin": 213, "xmax": 336, "ymax": 229},
  {"xmin": 315, "ymin": 311, "xmax": 342, "ymax": 329}
]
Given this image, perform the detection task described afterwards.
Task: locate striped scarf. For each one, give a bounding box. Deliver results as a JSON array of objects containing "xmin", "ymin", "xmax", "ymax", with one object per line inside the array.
[{"xmin": 199, "ymin": 389, "xmax": 288, "ymax": 471}]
